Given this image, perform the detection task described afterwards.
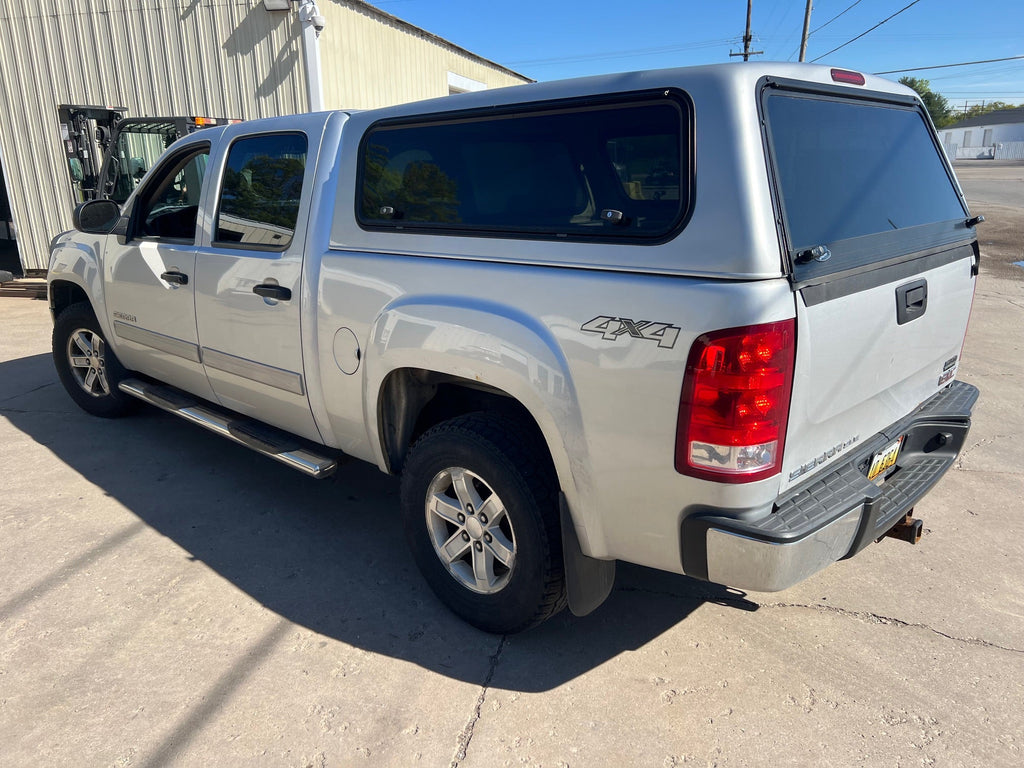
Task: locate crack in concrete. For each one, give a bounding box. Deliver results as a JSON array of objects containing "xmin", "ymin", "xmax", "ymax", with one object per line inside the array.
[
  {"xmin": 0, "ymin": 407, "xmax": 70, "ymax": 415},
  {"xmin": 955, "ymin": 435, "xmax": 1005, "ymax": 469},
  {"xmin": 761, "ymin": 602, "xmax": 1024, "ymax": 655},
  {"xmin": 0, "ymin": 381, "xmax": 56, "ymax": 405},
  {"xmin": 613, "ymin": 587, "xmax": 1023, "ymax": 655},
  {"xmin": 952, "ymin": 468, "xmax": 1023, "ymax": 477},
  {"xmin": 450, "ymin": 635, "xmax": 506, "ymax": 768}
]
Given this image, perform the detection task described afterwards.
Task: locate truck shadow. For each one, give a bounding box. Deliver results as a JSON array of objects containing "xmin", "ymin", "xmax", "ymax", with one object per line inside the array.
[{"xmin": 1, "ymin": 352, "xmax": 758, "ymax": 693}]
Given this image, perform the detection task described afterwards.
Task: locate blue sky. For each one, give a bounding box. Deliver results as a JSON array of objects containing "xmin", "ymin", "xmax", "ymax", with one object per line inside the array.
[{"xmin": 368, "ymin": 0, "xmax": 1024, "ymax": 107}]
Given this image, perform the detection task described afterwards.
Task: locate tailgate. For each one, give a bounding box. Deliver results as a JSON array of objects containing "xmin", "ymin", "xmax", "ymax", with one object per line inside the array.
[{"xmin": 761, "ymin": 80, "xmax": 978, "ymax": 493}]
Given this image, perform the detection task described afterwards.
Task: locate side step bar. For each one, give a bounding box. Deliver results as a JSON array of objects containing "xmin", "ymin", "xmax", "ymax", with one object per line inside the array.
[{"xmin": 118, "ymin": 378, "xmax": 338, "ymax": 479}]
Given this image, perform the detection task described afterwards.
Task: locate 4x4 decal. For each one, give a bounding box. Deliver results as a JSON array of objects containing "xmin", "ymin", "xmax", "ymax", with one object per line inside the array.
[{"xmin": 580, "ymin": 316, "xmax": 681, "ymax": 349}]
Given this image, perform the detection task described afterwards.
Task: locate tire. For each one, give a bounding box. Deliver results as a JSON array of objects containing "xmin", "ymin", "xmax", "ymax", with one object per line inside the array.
[
  {"xmin": 52, "ymin": 302, "xmax": 137, "ymax": 418},
  {"xmin": 400, "ymin": 413, "xmax": 567, "ymax": 634}
]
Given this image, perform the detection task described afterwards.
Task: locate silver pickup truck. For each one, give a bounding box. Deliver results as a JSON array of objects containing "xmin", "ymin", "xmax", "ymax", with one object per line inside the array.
[{"xmin": 48, "ymin": 63, "xmax": 979, "ymax": 633}]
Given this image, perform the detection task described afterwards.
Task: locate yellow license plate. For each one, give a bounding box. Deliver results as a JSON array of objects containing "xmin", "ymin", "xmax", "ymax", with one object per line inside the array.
[{"xmin": 867, "ymin": 436, "xmax": 904, "ymax": 481}]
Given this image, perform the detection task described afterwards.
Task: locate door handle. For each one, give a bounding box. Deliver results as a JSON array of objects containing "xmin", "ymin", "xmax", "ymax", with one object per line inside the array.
[
  {"xmin": 160, "ymin": 270, "xmax": 189, "ymax": 286},
  {"xmin": 895, "ymin": 279, "xmax": 927, "ymax": 325},
  {"xmin": 253, "ymin": 283, "xmax": 292, "ymax": 301}
]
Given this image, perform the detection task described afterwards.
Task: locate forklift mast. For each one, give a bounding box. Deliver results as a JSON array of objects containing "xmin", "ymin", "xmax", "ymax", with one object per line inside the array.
[{"xmin": 58, "ymin": 105, "xmax": 126, "ymax": 203}]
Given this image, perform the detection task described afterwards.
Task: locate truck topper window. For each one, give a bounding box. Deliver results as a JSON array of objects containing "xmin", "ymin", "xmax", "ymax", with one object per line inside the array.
[
  {"xmin": 357, "ymin": 92, "xmax": 691, "ymax": 242},
  {"xmin": 763, "ymin": 92, "xmax": 967, "ymax": 280},
  {"xmin": 214, "ymin": 132, "xmax": 307, "ymax": 250}
]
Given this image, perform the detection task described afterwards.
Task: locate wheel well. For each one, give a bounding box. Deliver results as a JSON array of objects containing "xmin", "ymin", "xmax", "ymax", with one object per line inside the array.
[
  {"xmin": 379, "ymin": 368, "xmax": 551, "ymax": 476},
  {"xmin": 49, "ymin": 280, "xmax": 90, "ymax": 319}
]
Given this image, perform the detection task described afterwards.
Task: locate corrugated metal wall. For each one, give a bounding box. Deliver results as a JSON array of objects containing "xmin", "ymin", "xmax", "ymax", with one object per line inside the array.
[
  {"xmin": 0, "ymin": 0, "xmax": 307, "ymax": 271},
  {"xmin": 0, "ymin": 0, "xmax": 529, "ymax": 272},
  {"xmin": 996, "ymin": 141, "xmax": 1024, "ymax": 160},
  {"xmin": 318, "ymin": 1, "xmax": 530, "ymax": 110}
]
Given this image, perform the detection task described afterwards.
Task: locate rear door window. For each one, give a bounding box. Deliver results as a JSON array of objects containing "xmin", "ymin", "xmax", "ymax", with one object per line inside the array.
[
  {"xmin": 214, "ymin": 133, "xmax": 307, "ymax": 250},
  {"xmin": 358, "ymin": 92, "xmax": 691, "ymax": 242},
  {"xmin": 764, "ymin": 91, "xmax": 967, "ymax": 279}
]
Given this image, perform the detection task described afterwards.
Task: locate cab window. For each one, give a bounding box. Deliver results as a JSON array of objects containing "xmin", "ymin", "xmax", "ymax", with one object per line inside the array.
[
  {"xmin": 214, "ymin": 133, "xmax": 307, "ymax": 249},
  {"xmin": 134, "ymin": 147, "xmax": 209, "ymax": 242}
]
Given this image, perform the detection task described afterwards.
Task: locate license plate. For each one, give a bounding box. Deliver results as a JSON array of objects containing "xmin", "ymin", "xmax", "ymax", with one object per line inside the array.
[{"xmin": 867, "ymin": 436, "xmax": 904, "ymax": 482}]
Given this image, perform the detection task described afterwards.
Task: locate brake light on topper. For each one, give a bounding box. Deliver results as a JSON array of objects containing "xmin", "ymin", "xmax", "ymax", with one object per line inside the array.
[
  {"xmin": 676, "ymin": 320, "xmax": 796, "ymax": 483},
  {"xmin": 831, "ymin": 68, "xmax": 866, "ymax": 86}
]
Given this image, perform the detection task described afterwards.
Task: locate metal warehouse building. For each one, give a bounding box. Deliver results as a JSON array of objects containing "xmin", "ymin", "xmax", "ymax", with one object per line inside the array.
[
  {"xmin": 941, "ymin": 107, "xmax": 1024, "ymax": 161},
  {"xmin": 0, "ymin": 0, "xmax": 528, "ymax": 273}
]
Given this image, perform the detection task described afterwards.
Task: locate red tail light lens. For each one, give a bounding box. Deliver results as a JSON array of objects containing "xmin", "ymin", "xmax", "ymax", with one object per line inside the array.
[{"xmin": 675, "ymin": 320, "xmax": 796, "ymax": 483}]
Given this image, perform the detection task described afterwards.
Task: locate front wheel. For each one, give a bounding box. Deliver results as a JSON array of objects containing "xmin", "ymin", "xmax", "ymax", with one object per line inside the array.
[
  {"xmin": 400, "ymin": 413, "xmax": 566, "ymax": 633},
  {"xmin": 52, "ymin": 302, "xmax": 136, "ymax": 417}
]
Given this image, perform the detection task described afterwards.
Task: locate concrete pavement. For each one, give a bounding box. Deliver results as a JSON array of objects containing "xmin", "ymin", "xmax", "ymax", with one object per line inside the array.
[{"xmin": 1, "ymin": 172, "xmax": 1021, "ymax": 766}]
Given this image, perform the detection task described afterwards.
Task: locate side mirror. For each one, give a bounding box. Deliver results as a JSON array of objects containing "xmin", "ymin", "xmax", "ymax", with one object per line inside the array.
[{"xmin": 73, "ymin": 199, "xmax": 121, "ymax": 234}]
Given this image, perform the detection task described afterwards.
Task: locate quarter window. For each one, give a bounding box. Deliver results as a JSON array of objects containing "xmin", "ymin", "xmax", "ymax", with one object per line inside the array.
[
  {"xmin": 214, "ymin": 133, "xmax": 307, "ymax": 249},
  {"xmin": 358, "ymin": 94, "xmax": 690, "ymax": 241}
]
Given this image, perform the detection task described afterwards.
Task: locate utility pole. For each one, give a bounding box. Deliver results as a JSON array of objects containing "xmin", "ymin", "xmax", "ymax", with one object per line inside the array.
[
  {"xmin": 798, "ymin": 1, "xmax": 813, "ymax": 62},
  {"xmin": 730, "ymin": 0, "xmax": 763, "ymax": 62}
]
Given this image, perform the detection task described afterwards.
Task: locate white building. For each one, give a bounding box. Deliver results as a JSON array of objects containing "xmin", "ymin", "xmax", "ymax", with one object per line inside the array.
[
  {"xmin": 941, "ymin": 107, "xmax": 1024, "ymax": 161},
  {"xmin": 0, "ymin": 0, "xmax": 529, "ymax": 273}
]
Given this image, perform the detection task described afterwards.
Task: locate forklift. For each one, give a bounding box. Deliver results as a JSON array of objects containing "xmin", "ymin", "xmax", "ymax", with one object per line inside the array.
[{"xmin": 57, "ymin": 105, "xmax": 235, "ymax": 205}]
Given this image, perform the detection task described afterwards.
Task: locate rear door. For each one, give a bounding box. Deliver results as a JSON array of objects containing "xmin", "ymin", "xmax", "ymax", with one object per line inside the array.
[
  {"xmin": 762, "ymin": 81, "xmax": 978, "ymax": 492},
  {"xmin": 193, "ymin": 118, "xmax": 325, "ymax": 443}
]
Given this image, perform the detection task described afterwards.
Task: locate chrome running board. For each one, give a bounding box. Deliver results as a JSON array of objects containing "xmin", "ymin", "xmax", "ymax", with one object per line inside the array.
[{"xmin": 118, "ymin": 378, "xmax": 338, "ymax": 479}]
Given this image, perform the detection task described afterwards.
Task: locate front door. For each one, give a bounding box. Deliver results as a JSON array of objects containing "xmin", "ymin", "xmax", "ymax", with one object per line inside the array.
[
  {"xmin": 103, "ymin": 141, "xmax": 216, "ymax": 400},
  {"xmin": 194, "ymin": 130, "xmax": 321, "ymax": 442}
]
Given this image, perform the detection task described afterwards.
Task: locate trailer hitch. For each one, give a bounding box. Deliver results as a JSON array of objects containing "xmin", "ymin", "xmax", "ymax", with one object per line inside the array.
[{"xmin": 882, "ymin": 512, "xmax": 923, "ymax": 545}]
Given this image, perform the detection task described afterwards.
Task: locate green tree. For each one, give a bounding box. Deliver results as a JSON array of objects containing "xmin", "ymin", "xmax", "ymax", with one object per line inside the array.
[
  {"xmin": 955, "ymin": 101, "xmax": 1021, "ymax": 122},
  {"xmin": 396, "ymin": 161, "xmax": 460, "ymax": 223},
  {"xmin": 899, "ymin": 77, "xmax": 954, "ymax": 128},
  {"xmin": 222, "ymin": 154, "xmax": 305, "ymax": 230}
]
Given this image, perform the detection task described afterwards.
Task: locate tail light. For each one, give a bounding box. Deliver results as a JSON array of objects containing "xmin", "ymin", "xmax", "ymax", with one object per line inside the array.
[{"xmin": 675, "ymin": 320, "xmax": 796, "ymax": 483}]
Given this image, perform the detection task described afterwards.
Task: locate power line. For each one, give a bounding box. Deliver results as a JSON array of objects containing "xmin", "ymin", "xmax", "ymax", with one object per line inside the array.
[
  {"xmin": 507, "ymin": 38, "xmax": 734, "ymax": 67},
  {"xmin": 790, "ymin": 0, "xmax": 866, "ymax": 61},
  {"xmin": 766, "ymin": 1, "xmax": 801, "ymax": 59},
  {"xmin": 873, "ymin": 54, "xmax": 1024, "ymax": 75},
  {"xmin": 810, "ymin": 0, "xmax": 866, "ymax": 36},
  {"xmin": 810, "ymin": 0, "xmax": 923, "ymax": 63},
  {"xmin": 761, "ymin": 0, "xmax": 792, "ymax": 43}
]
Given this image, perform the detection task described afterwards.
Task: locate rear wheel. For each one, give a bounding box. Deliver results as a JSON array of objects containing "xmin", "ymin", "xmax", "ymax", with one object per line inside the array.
[
  {"xmin": 401, "ymin": 413, "xmax": 566, "ymax": 633},
  {"xmin": 52, "ymin": 302, "xmax": 136, "ymax": 417}
]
